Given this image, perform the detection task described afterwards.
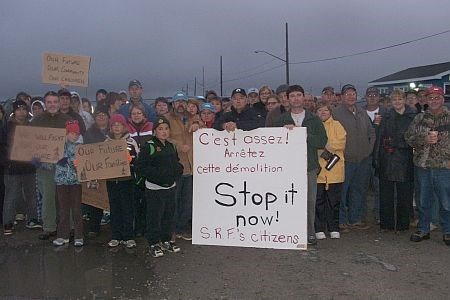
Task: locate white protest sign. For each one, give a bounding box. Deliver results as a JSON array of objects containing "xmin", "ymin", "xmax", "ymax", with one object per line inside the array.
[{"xmin": 192, "ymin": 127, "xmax": 308, "ymax": 250}]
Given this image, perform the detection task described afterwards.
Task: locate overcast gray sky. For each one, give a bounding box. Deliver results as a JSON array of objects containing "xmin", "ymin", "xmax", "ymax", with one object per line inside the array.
[{"xmin": 1, "ymin": 0, "xmax": 450, "ymax": 100}]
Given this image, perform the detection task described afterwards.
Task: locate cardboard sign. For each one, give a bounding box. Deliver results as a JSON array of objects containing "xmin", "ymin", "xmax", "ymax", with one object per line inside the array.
[
  {"xmin": 192, "ymin": 128, "xmax": 308, "ymax": 250},
  {"xmin": 10, "ymin": 126, "xmax": 66, "ymax": 163},
  {"xmin": 75, "ymin": 139, "xmax": 130, "ymax": 182},
  {"xmin": 82, "ymin": 180, "xmax": 110, "ymax": 211},
  {"xmin": 42, "ymin": 52, "xmax": 91, "ymax": 87}
]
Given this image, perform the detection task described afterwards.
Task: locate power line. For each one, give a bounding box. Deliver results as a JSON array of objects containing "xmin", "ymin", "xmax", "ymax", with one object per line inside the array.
[
  {"xmin": 291, "ymin": 28, "xmax": 450, "ymax": 64},
  {"xmin": 222, "ymin": 64, "xmax": 285, "ymax": 83}
]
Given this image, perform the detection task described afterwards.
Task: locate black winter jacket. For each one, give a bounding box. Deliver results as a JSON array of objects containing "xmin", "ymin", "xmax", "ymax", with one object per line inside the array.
[
  {"xmin": 136, "ymin": 136, "xmax": 183, "ymax": 188},
  {"xmin": 215, "ymin": 105, "xmax": 265, "ymax": 131},
  {"xmin": 373, "ymin": 106, "xmax": 416, "ymax": 182}
]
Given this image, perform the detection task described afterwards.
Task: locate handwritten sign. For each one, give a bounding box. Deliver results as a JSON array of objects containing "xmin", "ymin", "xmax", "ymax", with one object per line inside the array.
[
  {"xmin": 192, "ymin": 128, "xmax": 308, "ymax": 250},
  {"xmin": 82, "ymin": 180, "xmax": 110, "ymax": 211},
  {"xmin": 42, "ymin": 52, "xmax": 91, "ymax": 87},
  {"xmin": 10, "ymin": 126, "xmax": 66, "ymax": 163},
  {"xmin": 75, "ymin": 139, "xmax": 130, "ymax": 182}
]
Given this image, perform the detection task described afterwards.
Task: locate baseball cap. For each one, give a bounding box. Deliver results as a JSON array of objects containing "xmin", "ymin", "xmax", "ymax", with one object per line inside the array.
[
  {"xmin": 231, "ymin": 88, "xmax": 247, "ymax": 97},
  {"xmin": 154, "ymin": 116, "xmax": 171, "ymax": 130},
  {"xmin": 341, "ymin": 84, "xmax": 356, "ymax": 94},
  {"xmin": 58, "ymin": 88, "xmax": 71, "ymax": 97},
  {"xmin": 275, "ymin": 84, "xmax": 289, "ymax": 95},
  {"xmin": 322, "ymin": 86, "xmax": 335, "ymax": 94},
  {"xmin": 200, "ymin": 102, "xmax": 216, "ymax": 113},
  {"xmin": 171, "ymin": 91, "xmax": 188, "ymax": 102},
  {"xmin": 425, "ymin": 86, "xmax": 444, "ymax": 96},
  {"xmin": 247, "ymin": 88, "xmax": 259, "ymax": 95},
  {"xmin": 365, "ymin": 86, "xmax": 379, "ymax": 95},
  {"xmin": 128, "ymin": 79, "xmax": 142, "ymax": 89}
]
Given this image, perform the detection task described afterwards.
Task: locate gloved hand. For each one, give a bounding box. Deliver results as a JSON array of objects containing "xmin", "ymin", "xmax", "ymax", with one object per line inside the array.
[
  {"xmin": 31, "ymin": 157, "xmax": 41, "ymax": 168},
  {"xmin": 56, "ymin": 157, "xmax": 68, "ymax": 166}
]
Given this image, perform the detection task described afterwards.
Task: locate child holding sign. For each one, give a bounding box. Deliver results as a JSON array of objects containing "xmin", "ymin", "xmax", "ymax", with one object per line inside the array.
[
  {"xmin": 53, "ymin": 120, "xmax": 84, "ymax": 247},
  {"xmin": 106, "ymin": 114, "xmax": 139, "ymax": 249},
  {"xmin": 136, "ymin": 117, "xmax": 183, "ymax": 257}
]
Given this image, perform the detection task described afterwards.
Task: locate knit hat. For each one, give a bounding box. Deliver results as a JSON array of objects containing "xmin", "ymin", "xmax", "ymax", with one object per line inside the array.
[
  {"xmin": 153, "ymin": 116, "xmax": 170, "ymax": 130},
  {"xmin": 13, "ymin": 100, "xmax": 28, "ymax": 112},
  {"xmin": 110, "ymin": 113, "xmax": 127, "ymax": 128},
  {"xmin": 66, "ymin": 120, "xmax": 80, "ymax": 134}
]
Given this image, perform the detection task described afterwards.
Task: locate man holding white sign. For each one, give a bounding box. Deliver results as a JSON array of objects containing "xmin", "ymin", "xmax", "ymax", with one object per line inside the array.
[{"xmin": 277, "ymin": 85, "xmax": 328, "ymax": 245}]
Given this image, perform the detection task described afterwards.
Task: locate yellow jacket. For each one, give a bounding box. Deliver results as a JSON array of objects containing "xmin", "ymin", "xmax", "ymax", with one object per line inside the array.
[{"xmin": 317, "ymin": 117, "xmax": 346, "ymax": 185}]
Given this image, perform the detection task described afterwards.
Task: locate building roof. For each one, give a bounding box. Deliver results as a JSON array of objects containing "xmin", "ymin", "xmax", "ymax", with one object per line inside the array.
[{"xmin": 370, "ymin": 61, "xmax": 450, "ymax": 85}]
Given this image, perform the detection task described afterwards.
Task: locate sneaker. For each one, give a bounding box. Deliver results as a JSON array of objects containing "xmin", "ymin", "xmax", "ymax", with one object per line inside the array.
[
  {"xmin": 410, "ymin": 231, "xmax": 430, "ymax": 242},
  {"xmin": 149, "ymin": 244, "xmax": 164, "ymax": 258},
  {"xmin": 108, "ymin": 239, "xmax": 120, "ymax": 247},
  {"xmin": 349, "ymin": 222, "xmax": 370, "ymax": 230},
  {"xmin": 430, "ymin": 223, "xmax": 439, "ymax": 231},
  {"xmin": 181, "ymin": 232, "xmax": 192, "ymax": 241},
  {"xmin": 307, "ymin": 235, "xmax": 317, "ymax": 245},
  {"xmin": 3, "ymin": 223, "xmax": 14, "ymax": 236},
  {"xmin": 15, "ymin": 214, "xmax": 25, "ymax": 222},
  {"xmin": 39, "ymin": 231, "xmax": 56, "ymax": 240},
  {"xmin": 74, "ymin": 239, "xmax": 84, "ymax": 247},
  {"xmin": 25, "ymin": 219, "xmax": 42, "ymax": 229},
  {"xmin": 330, "ymin": 231, "xmax": 340, "ymax": 239},
  {"xmin": 160, "ymin": 241, "xmax": 181, "ymax": 253},
  {"xmin": 315, "ymin": 232, "xmax": 326, "ymax": 240},
  {"xmin": 443, "ymin": 234, "xmax": 450, "ymax": 246},
  {"xmin": 124, "ymin": 239, "xmax": 137, "ymax": 248},
  {"xmin": 53, "ymin": 238, "xmax": 70, "ymax": 246}
]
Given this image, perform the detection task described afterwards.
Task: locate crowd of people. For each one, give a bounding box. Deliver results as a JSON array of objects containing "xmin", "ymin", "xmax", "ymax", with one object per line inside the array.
[{"xmin": 0, "ymin": 79, "xmax": 449, "ymax": 257}]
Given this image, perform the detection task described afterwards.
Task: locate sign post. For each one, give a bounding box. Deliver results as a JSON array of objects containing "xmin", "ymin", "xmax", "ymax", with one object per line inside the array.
[{"xmin": 192, "ymin": 128, "xmax": 308, "ymax": 250}]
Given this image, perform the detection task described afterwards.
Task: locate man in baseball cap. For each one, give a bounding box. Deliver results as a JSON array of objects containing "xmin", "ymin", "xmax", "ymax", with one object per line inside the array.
[
  {"xmin": 119, "ymin": 79, "xmax": 156, "ymax": 122},
  {"xmin": 215, "ymin": 88, "xmax": 264, "ymax": 131},
  {"xmin": 405, "ymin": 85, "xmax": 450, "ymax": 245},
  {"xmin": 333, "ymin": 84, "xmax": 375, "ymax": 231}
]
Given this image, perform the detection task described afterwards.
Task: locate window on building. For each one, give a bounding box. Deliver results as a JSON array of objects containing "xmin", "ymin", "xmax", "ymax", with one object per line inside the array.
[
  {"xmin": 394, "ymin": 85, "xmax": 409, "ymax": 92},
  {"xmin": 444, "ymin": 82, "xmax": 450, "ymax": 95}
]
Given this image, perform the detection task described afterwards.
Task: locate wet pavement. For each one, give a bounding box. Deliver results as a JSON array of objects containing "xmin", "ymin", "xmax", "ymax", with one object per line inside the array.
[{"xmin": 1, "ymin": 220, "xmax": 450, "ymax": 299}]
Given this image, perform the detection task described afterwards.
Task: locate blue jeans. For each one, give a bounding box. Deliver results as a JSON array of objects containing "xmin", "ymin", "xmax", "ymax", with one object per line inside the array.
[
  {"xmin": 414, "ymin": 166, "xmax": 440, "ymax": 223},
  {"xmin": 340, "ymin": 156, "xmax": 372, "ymax": 224},
  {"xmin": 175, "ymin": 175, "xmax": 193, "ymax": 233},
  {"xmin": 416, "ymin": 167, "xmax": 450, "ymax": 234}
]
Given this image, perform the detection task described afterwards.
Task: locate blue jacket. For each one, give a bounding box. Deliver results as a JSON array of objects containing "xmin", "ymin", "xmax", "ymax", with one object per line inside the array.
[
  {"xmin": 54, "ymin": 138, "xmax": 83, "ymax": 185},
  {"xmin": 119, "ymin": 99, "xmax": 157, "ymax": 123}
]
